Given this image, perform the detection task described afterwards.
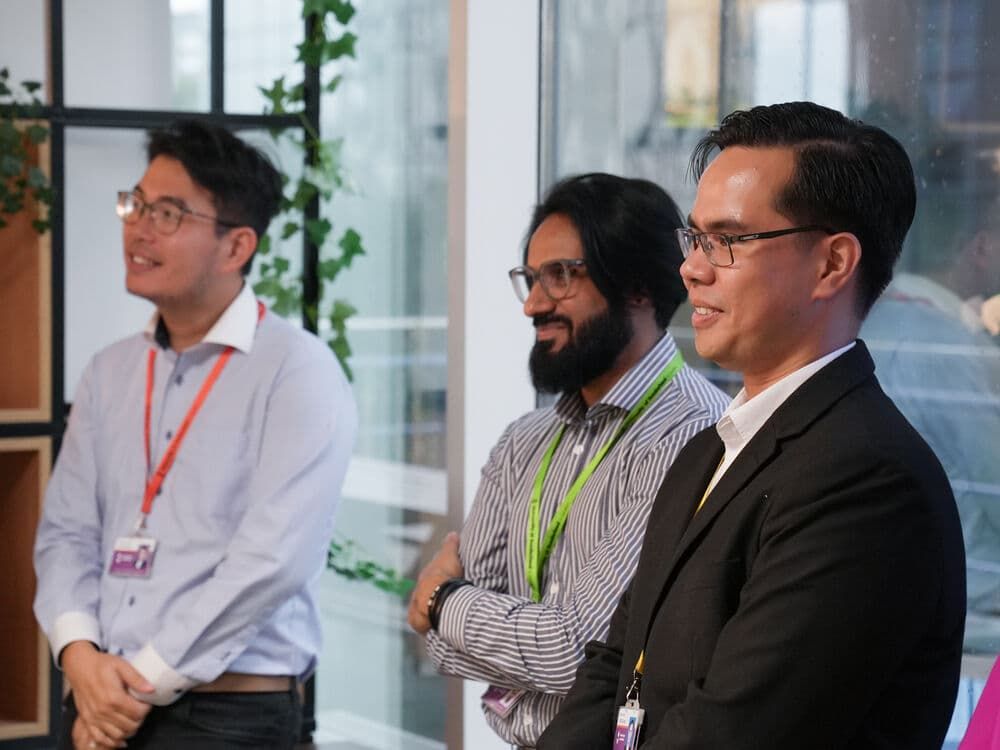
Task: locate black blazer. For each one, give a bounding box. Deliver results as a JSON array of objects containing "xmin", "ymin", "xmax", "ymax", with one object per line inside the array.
[{"xmin": 538, "ymin": 342, "xmax": 965, "ymax": 749}]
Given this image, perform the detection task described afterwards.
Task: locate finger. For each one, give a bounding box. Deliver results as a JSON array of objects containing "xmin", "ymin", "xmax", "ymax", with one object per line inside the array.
[
  {"xmin": 115, "ymin": 661, "xmax": 154, "ymax": 694},
  {"xmin": 442, "ymin": 531, "xmax": 459, "ymax": 551}
]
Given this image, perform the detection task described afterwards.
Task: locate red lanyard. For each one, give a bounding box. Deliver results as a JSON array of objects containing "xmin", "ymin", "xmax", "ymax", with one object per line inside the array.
[{"xmin": 141, "ymin": 301, "xmax": 265, "ymax": 516}]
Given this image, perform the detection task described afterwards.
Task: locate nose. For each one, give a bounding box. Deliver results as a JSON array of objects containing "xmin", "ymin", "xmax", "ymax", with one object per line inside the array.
[
  {"xmin": 680, "ymin": 246, "xmax": 714, "ymax": 290},
  {"xmin": 522, "ymin": 280, "xmax": 554, "ymax": 318}
]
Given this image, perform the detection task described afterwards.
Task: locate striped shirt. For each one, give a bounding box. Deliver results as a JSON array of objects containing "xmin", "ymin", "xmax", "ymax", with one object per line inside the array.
[{"xmin": 425, "ymin": 332, "xmax": 729, "ymax": 746}]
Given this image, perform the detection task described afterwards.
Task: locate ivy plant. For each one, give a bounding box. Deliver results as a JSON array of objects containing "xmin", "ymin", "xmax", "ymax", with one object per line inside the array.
[
  {"xmin": 256, "ymin": 0, "xmax": 414, "ymax": 600},
  {"xmin": 254, "ymin": 0, "xmax": 364, "ymax": 380},
  {"xmin": 0, "ymin": 68, "xmax": 53, "ymax": 233}
]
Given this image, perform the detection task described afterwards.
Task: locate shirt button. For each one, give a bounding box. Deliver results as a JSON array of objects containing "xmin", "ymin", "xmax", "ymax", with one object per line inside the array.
[
  {"xmin": 166, "ymin": 430, "xmax": 173, "ymax": 439},
  {"xmin": 128, "ymin": 596, "xmax": 136, "ymax": 606},
  {"xmin": 175, "ymin": 375, "xmax": 183, "ymax": 386},
  {"xmin": 116, "ymin": 648, "xmax": 124, "ymax": 656}
]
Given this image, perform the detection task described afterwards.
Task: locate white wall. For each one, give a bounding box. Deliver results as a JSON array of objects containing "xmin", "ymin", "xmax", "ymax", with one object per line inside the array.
[{"xmin": 447, "ymin": 2, "xmax": 540, "ymax": 748}]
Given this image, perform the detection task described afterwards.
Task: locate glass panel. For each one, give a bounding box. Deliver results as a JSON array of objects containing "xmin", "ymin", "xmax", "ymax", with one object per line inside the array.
[
  {"xmin": 543, "ymin": 1, "xmax": 1000, "ymax": 746},
  {"xmin": 64, "ymin": 0, "xmax": 210, "ymax": 110},
  {"xmin": 64, "ymin": 127, "xmax": 153, "ymax": 401},
  {"xmin": 310, "ymin": 0, "xmax": 450, "ymax": 746},
  {"xmin": 224, "ymin": 0, "xmax": 303, "ymax": 113},
  {"xmin": 0, "ymin": 0, "xmax": 47, "ymax": 100}
]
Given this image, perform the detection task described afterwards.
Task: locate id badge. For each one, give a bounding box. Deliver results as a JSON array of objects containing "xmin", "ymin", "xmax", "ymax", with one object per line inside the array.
[
  {"xmin": 612, "ymin": 700, "xmax": 645, "ymax": 750},
  {"xmin": 109, "ymin": 536, "xmax": 158, "ymax": 578},
  {"xmin": 481, "ymin": 685, "xmax": 525, "ymax": 718}
]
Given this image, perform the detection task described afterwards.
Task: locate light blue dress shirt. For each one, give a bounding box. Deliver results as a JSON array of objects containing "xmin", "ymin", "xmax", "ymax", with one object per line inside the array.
[{"xmin": 33, "ymin": 284, "xmax": 358, "ymax": 704}]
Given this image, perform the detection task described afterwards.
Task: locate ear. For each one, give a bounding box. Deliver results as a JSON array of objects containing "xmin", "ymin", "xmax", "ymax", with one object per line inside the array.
[
  {"xmin": 218, "ymin": 226, "xmax": 258, "ymax": 275},
  {"xmin": 812, "ymin": 232, "xmax": 861, "ymax": 302}
]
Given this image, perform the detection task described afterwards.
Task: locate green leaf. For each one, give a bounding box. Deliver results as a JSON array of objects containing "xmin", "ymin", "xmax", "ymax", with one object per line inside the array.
[
  {"xmin": 0, "ymin": 154, "xmax": 21, "ymax": 177},
  {"xmin": 280, "ymin": 221, "xmax": 300, "ymax": 240},
  {"xmin": 0, "ymin": 82, "xmax": 11, "ymax": 98},
  {"xmin": 273, "ymin": 256, "xmax": 290, "ymax": 273},
  {"xmin": 26, "ymin": 124, "xmax": 48, "ymax": 145},
  {"xmin": 259, "ymin": 76, "xmax": 288, "ymax": 113},
  {"xmin": 324, "ymin": 74, "xmax": 344, "ymax": 93},
  {"xmin": 318, "ymin": 257, "xmax": 342, "ymax": 281},
  {"xmin": 337, "ymin": 227, "xmax": 365, "ymax": 265},
  {"xmin": 323, "ymin": 32, "xmax": 357, "ymax": 62},
  {"xmin": 330, "ymin": 299, "xmax": 358, "ymax": 321},
  {"xmin": 296, "ymin": 39, "xmax": 324, "ymax": 67},
  {"xmin": 289, "ymin": 179, "xmax": 319, "ymax": 211},
  {"xmin": 328, "ymin": 0, "xmax": 356, "ymax": 25},
  {"xmin": 257, "ymin": 233, "xmax": 272, "ymax": 256},
  {"xmin": 305, "ymin": 217, "xmax": 332, "ymax": 247},
  {"xmin": 22, "ymin": 80, "xmax": 41, "ymax": 93},
  {"xmin": 27, "ymin": 166, "xmax": 47, "ymax": 189},
  {"xmin": 31, "ymin": 218, "xmax": 49, "ymax": 234}
]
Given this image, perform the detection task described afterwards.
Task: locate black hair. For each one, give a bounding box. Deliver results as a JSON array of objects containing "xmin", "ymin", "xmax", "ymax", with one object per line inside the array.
[
  {"xmin": 691, "ymin": 101, "xmax": 916, "ymax": 316},
  {"xmin": 526, "ymin": 172, "xmax": 687, "ymax": 328},
  {"xmin": 146, "ymin": 119, "xmax": 282, "ymax": 274}
]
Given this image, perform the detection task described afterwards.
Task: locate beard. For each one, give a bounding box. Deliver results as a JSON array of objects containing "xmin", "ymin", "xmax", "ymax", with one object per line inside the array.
[{"xmin": 529, "ymin": 304, "xmax": 634, "ymax": 395}]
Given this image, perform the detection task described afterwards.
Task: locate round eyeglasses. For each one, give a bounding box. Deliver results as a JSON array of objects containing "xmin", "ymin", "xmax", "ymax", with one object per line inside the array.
[
  {"xmin": 116, "ymin": 191, "xmax": 239, "ymax": 236},
  {"xmin": 675, "ymin": 225, "xmax": 832, "ymax": 267},
  {"xmin": 508, "ymin": 258, "xmax": 587, "ymax": 303}
]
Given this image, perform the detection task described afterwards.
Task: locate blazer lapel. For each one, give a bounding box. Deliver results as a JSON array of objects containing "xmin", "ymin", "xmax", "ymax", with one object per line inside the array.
[{"xmin": 628, "ymin": 428, "xmax": 724, "ymax": 640}]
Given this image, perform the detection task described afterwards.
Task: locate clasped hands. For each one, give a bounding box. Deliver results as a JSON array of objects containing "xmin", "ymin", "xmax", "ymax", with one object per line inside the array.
[
  {"xmin": 407, "ymin": 531, "xmax": 464, "ymax": 634},
  {"xmin": 61, "ymin": 641, "xmax": 154, "ymax": 749}
]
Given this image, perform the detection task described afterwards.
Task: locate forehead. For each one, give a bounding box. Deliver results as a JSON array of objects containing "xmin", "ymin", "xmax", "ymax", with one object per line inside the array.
[
  {"xmin": 526, "ymin": 213, "xmax": 584, "ymax": 265},
  {"xmin": 691, "ymin": 146, "xmax": 796, "ymax": 230},
  {"xmin": 137, "ymin": 155, "xmax": 214, "ymax": 208}
]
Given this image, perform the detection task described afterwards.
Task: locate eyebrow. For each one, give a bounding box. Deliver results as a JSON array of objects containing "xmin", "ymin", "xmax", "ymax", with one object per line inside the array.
[
  {"xmin": 686, "ymin": 214, "xmax": 750, "ymax": 233},
  {"xmin": 132, "ymin": 185, "xmax": 189, "ymax": 210}
]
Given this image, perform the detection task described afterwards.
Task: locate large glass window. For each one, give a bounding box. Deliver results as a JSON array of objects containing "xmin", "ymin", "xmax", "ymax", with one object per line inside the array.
[
  {"xmin": 542, "ymin": 1, "xmax": 1000, "ymax": 745},
  {"xmin": 310, "ymin": 1, "xmax": 451, "ymax": 746}
]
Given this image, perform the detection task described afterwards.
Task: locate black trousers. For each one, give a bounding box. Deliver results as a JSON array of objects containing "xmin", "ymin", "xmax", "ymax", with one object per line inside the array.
[{"xmin": 58, "ymin": 689, "xmax": 301, "ymax": 750}]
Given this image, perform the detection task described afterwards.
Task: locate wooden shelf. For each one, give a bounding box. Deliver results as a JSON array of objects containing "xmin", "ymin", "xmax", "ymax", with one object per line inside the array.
[
  {"xmin": 0, "ymin": 136, "xmax": 51, "ymax": 423},
  {"xmin": 0, "ymin": 437, "xmax": 51, "ymax": 740}
]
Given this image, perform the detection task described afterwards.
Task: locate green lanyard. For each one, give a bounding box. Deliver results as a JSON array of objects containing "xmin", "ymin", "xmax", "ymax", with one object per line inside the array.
[{"xmin": 524, "ymin": 351, "xmax": 685, "ymax": 601}]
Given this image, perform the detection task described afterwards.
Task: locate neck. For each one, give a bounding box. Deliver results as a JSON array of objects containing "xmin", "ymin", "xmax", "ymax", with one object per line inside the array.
[
  {"xmin": 579, "ymin": 325, "xmax": 664, "ymax": 407},
  {"xmin": 158, "ymin": 280, "xmax": 243, "ymax": 352}
]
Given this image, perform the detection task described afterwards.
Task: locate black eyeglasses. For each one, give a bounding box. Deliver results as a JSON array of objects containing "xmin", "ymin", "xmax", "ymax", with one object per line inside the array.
[
  {"xmin": 675, "ymin": 225, "xmax": 833, "ymax": 267},
  {"xmin": 116, "ymin": 191, "xmax": 239, "ymax": 236},
  {"xmin": 508, "ymin": 259, "xmax": 587, "ymax": 303}
]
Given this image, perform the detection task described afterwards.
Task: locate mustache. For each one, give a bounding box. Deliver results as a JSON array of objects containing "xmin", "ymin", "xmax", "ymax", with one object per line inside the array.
[{"xmin": 533, "ymin": 313, "xmax": 572, "ymax": 329}]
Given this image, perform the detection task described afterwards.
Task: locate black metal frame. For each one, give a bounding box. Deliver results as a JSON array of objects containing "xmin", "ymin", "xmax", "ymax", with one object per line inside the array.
[{"xmin": 0, "ymin": 0, "xmax": 321, "ymax": 745}]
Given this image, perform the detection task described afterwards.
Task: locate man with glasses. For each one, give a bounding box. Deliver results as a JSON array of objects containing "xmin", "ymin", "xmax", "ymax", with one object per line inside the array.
[
  {"xmin": 33, "ymin": 120, "xmax": 357, "ymax": 749},
  {"xmin": 406, "ymin": 173, "xmax": 728, "ymax": 748},
  {"xmin": 538, "ymin": 102, "xmax": 965, "ymax": 749}
]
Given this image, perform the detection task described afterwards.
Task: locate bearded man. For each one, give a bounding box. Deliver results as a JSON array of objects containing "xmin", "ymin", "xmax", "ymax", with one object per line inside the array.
[{"xmin": 406, "ymin": 172, "xmax": 729, "ymax": 748}]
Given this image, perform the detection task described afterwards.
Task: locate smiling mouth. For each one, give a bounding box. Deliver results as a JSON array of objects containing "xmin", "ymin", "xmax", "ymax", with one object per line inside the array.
[{"xmin": 129, "ymin": 254, "xmax": 160, "ymax": 267}]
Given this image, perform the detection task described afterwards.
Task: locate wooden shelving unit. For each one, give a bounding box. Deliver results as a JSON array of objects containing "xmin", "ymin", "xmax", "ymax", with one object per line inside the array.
[
  {"xmin": 0, "ymin": 438, "xmax": 51, "ymax": 741},
  {"xmin": 0, "ymin": 140, "xmax": 51, "ymax": 423},
  {"xmin": 0, "ymin": 131, "xmax": 56, "ymax": 744}
]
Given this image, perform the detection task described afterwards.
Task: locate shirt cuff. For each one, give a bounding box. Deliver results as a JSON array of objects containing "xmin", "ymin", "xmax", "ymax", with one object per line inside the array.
[
  {"xmin": 437, "ymin": 584, "xmax": 485, "ymax": 652},
  {"xmin": 128, "ymin": 644, "xmax": 198, "ymax": 705},
  {"xmin": 50, "ymin": 611, "xmax": 102, "ymax": 667}
]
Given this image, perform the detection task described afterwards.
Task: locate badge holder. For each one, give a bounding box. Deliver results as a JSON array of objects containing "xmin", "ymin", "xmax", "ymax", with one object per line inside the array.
[
  {"xmin": 109, "ymin": 515, "xmax": 158, "ymax": 578},
  {"xmin": 481, "ymin": 685, "xmax": 525, "ymax": 718},
  {"xmin": 612, "ymin": 664, "xmax": 645, "ymax": 750}
]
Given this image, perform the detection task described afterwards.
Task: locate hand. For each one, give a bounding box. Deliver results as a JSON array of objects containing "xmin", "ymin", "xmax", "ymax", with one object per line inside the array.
[
  {"xmin": 62, "ymin": 641, "xmax": 154, "ymax": 747},
  {"xmin": 72, "ymin": 716, "xmax": 117, "ymax": 750},
  {"xmin": 407, "ymin": 531, "xmax": 464, "ymax": 635}
]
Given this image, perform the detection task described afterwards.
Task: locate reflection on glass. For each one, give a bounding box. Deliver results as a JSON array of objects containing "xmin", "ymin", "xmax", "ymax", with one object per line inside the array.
[
  {"xmin": 544, "ymin": 1, "xmax": 1000, "ymax": 745},
  {"xmin": 64, "ymin": 0, "xmax": 209, "ymax": 110},
  {"xmin": 64, "ymin": 128, "xmax": 152, "ymax": 400},
  {"xmin": 0, "ymin": 0, "xmax": 47, "ymax": 95},
  {"xmin": 224, "ymin": 0, "xmax": 302, "ymax": 113},
  {"xmin": 309, "ymin": 1, "xmax": 450, "ymax": 747}
]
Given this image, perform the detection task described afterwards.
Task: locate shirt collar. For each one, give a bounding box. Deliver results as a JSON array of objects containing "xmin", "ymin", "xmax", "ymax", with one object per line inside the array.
[
  {"xmin": 143, "ymin": 283, "xmax": 260, "ymax": 353},
  {"xmin": 553, "ymin": 332, "xmax": 681, "ymax": 423},
  {"xmin": 716, "ymin": 341, "xmax": 856, "ymax": 453}
]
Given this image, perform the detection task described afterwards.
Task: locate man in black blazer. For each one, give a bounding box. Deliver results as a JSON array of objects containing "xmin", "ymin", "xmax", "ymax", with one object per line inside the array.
[{"xmin": 537, "ymin": 102, "xmax": 966, "ymax": 749}]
